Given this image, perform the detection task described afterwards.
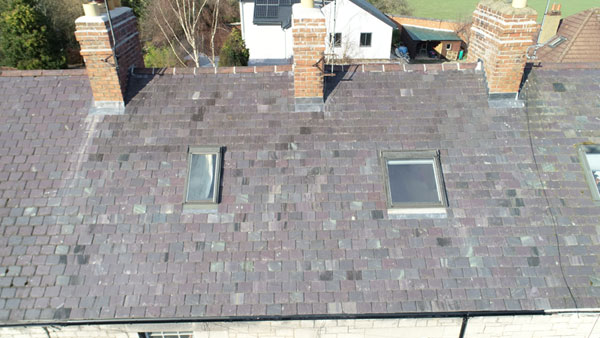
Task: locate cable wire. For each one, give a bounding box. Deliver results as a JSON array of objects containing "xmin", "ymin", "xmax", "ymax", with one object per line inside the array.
[{"xmin": 523, "ymin": 73, "xmax": 579, "ymax": 310}]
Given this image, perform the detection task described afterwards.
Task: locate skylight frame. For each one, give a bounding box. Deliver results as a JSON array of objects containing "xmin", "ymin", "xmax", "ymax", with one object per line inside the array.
[
  {"xmin": 578, "ymin": 144, "xmax": 600, "ymax": 202},
  {"xmin": 184, "ymin": 146, "xmax": 222, "ymax": 207},
  {"xmin": 380, "ymin": 150, "xmax": 448, "ymax": 209},
  {"xmin": 548, "ymin": 36, "xmax": 566, "ymax": 48}
]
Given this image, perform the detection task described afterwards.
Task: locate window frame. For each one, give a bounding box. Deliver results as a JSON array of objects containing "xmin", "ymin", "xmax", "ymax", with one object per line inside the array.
[
  {"xmin": 578, "ymin": 144, "xmax": 600, "ymax": 202},
  {"xmin": 142, "ymin": 332, "xmax": 193, "ymax": 338},
  {"xmin": 329, "ymin": 32, "xmax": 342, "ymax": 48},
  {"xmin": 380, "ymin": 150, "xmax": 448, "ymax": 209},
  {"xmin": 446, "ymin": 43, "xmax": 452, "ymax": 50},
  {"xmin": 184, "ymin": 146, "xmax": 222, "ymax": 207},
  {"xmin": 360, "ymin": 32, "xmax": 372, "ymax": 47}
]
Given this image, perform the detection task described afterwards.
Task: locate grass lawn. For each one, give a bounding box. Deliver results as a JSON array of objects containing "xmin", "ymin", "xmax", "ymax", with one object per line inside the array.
[{"xmin": 403, "ymin": 0, "xmax": 599, "ymax": 22}]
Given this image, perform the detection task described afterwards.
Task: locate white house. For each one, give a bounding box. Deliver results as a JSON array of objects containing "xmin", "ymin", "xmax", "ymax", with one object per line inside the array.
[{"xmin": 239, "ymin": 0, "xmax": 396, "ymax": 64}]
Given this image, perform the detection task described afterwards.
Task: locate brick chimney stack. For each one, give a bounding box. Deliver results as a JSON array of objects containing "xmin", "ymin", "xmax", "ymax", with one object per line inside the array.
[
  {"xmin": 467, "ymin": 0, "xmax": 538, "ymax": 99},
  {"xmin": 292, "ymin": 3, "xmax": 326, "ymax": 112},
  {"xmin": 75, "ymin": 7, "xmax": 144, "ymax": 112}
]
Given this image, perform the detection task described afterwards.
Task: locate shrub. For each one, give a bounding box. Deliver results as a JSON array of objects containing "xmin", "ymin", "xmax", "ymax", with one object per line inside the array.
[
  {"xmin": 0, "ymin": 0, "xmax": 66, "ymax": 69},
  {"xmin": 143, "ymin": 43, "xmax": 180, "ymax": 68},
  {"xmin": 218, "ymin": 29, "xmax": 249, "ymax": 67}
]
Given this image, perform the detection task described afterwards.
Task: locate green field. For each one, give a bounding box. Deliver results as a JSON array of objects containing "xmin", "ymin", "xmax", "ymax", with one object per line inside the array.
[{"xmin": 404, "ymin": 0, "xmax": 599, "ymax": 22}]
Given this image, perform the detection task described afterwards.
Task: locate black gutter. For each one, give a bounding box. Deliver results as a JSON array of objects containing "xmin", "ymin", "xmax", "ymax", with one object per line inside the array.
[{"xmin": 0, "ymin": 310, "xmax": 546, "ymax": 328}]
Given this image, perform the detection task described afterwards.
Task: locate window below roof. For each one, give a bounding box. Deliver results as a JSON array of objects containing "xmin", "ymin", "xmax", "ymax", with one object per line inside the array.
[
  {"xmin": 140, "ymin": 332, "xmax": 193, "ymax": 338},
  {"xmin": 579, "ymin": 144, "xmax": 600, "ymax": 201},
  {"xmin": 360, "ymin": 33, "xmax": 372, "ymax": 47},
  {"xmin": 381, "ymin": 150, "xmax": 447, "ymax": 209},
  {"xmin": 184, "ymin": 146, "xmax": 222, "ymax": 209},
  {"xmin": 329, "ymin": 33, "xmax": 341, "ymax": 48}
]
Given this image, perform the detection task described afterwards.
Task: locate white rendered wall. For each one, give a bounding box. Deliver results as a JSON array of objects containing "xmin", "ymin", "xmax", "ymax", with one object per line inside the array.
[
  {"xmin": 322, "ymin": 0, "xmax": 393, "ymax": 59},
  {"xmin": 240, "ymin": 1, "xmax": 293, "ymax": 60},
  {"xmin": 3, "ymin": 314, "xmax": 600, "ymax": 337}
]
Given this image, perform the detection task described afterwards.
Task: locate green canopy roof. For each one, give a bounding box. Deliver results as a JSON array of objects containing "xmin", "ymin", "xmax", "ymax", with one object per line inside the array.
[{"xmin": 403, "ymin": 25, "xmax": 462, "ymax": 42}]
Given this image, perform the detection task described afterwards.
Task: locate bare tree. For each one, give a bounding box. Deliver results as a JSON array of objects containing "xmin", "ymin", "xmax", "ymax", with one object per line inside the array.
[{"xmin": 152, "ymin": 0, "xmax": 221, "ymax": 67}]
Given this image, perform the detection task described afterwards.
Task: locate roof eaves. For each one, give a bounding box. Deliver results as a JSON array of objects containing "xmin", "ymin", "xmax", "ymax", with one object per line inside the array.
[{"xmin": 347, "ymin": 0, "xmax": 397, "ymax": 28}]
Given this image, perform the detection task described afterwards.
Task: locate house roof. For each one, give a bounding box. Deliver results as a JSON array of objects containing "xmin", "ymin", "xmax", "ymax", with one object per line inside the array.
[
  {"xmin": 402, "ymin": 25, "xmax": 462, "ymax": 41},
  {"xmin": 344, "ymin": 0, "xmax": 397, "ymax": 28},
  {"xmin": 0, "ymin": 64, "xmax": 600, "ymax": 324},
  {"xmin": 242, "ymin": 0, "xmax": 396, "ymax": 28},
  {"xmin": 536, "ymin": 8, "xmax": 600, "ymax": 63}
]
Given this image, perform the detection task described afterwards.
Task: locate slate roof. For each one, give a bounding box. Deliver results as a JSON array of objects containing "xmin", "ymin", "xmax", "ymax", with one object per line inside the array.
[
  {"xmin": 402, "ymin": 25, "xmax": 462, "ymax": 41},
  {"xmin": 536, "ymin": 8, "xmax": 600, "ymax": 63},
  {"xmin": 342, "ymin": 0, "xmax": 397, "ymax": 28},
  {"xmin": 0, "ymin": 64, "xmax": 600, "ymax": 324},
  {"xmin": 242, "ymin": 0, "xmax": 396, "ymax": 28}
]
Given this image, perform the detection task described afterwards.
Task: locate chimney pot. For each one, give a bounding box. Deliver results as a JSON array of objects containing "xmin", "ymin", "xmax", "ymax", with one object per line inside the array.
[{"xmin": 301, "ymin": 0, "xmax": 314, "ymax": 8}]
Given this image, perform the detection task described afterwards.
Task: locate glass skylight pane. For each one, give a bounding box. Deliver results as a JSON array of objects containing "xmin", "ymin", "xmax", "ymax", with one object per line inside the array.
[
  {"xmin": 586, "ymin": 153, "xmax": 600, "ymax": 170},
  {"xmin": 187, "ymin": 154, "xmax": 216, "ymax": 202},
  {"xmin": 387, "ymin": 159, "xmax": 439, "ymax": 204},
  {"xmin": 587, "ymin": 153, "xmax": 600, "ymax": 195}
]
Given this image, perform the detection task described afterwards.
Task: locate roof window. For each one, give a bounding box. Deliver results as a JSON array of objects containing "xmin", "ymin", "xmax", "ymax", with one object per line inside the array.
[
  {"xmin": 579, "ymin": 145, "xmax": 600, "ymax": 201},
  {"xmin": 548, "ymin": 36, "xmax": 566, "ymax": 48},
  {"xmin": 184, "ymin": 146, "xmax": 222, "ymax": 208},
  {"xmin": 381, "ymin": 150, "xmax": 448, "ymax": 209}
]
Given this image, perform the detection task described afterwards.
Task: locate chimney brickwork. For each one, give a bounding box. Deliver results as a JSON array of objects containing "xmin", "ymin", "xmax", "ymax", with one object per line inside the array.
[
  {"xmin": 292, "ymin": 6, "xmax": 326, "ymax": 103},
  {"xmin": 467, "ymin": 0, "xmax": 538, "ymax": 95},
  {"xmin": 75, "ymin": 7, "xmax": 144, "ymax": 106}
]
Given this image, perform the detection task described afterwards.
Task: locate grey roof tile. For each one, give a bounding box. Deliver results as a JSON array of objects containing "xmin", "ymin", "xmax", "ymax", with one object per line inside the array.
[{"xmin": 0, "ymin": 67, "xmax": 599, "ymax": 323}]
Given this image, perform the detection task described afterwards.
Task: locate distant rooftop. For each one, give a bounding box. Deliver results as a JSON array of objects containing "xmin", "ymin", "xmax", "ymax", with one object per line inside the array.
[
  {"xmin": 402, "ymin": 25, "xmax": 462, "ymax": 41},
  {"xmin": 536, "ymin": 8, "xmax": 600, "ymax": 63}
]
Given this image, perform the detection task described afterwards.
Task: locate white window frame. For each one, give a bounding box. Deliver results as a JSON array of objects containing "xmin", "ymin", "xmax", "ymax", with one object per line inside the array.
[
  {"xmin": 380, "ymin": 150, "xmax": 448, "ymax": 209},
  {"xmin": 446, "ymin": 43, "xmax": 452, "ymax": 50},
  {"xmin": 184, "ymin": 146, "xmax": 222, "ymax": 208},
  {"xmin": 143, "ymin": 332, "xmax": 193, "ymax": 338},
  {"xmin": 578, "ymin": 144, "xmax": 600, "ymax": 202}
]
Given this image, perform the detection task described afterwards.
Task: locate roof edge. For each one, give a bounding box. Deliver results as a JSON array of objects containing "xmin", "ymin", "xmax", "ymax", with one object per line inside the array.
[
  {"xmin": 528, "ymin": 62, "xmax": 600, "ymax": 70},
  {"xmin": 0, "ymin": 310, "xmax": 549, "ymax": 328},
  {"xmin": 0, "ymin": 69, "xmax": 87, "ymax": 77},
  {"xmin": 346, "ymin": 0, "xmax": 397, "ymax": 28}
]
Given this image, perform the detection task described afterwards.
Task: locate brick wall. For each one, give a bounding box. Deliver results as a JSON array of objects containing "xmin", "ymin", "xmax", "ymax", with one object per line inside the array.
[
  {"xmin": 467, "ymin": 0, "xmax": 538, "ymax": 94},
  {"xmin": 75, "ymin": 7, "xmax": 144, "ymax": 104},
  {"xmin": 292, "ymin": 9, "xmax": 326, "ymax": 99}
]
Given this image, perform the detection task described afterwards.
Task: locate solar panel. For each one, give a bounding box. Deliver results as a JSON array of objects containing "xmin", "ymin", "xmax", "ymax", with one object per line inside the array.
[
  {"xmin": 254, "ymin": 0, "xmax": 279, "ymax": 19},
  {"xmin": 280, "ymin": 0, "xmax": 291, "ymax": 5},
  {"xmin": 254, "ymin": 5, "xmax": 268, "ymax": 17},
  {"xmin": 266, "ymin": 6, "xmax": 278, "ymax": 17}
]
